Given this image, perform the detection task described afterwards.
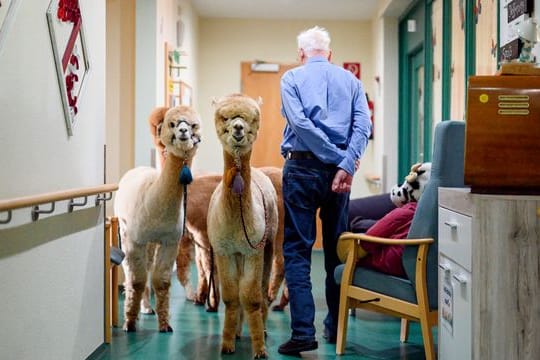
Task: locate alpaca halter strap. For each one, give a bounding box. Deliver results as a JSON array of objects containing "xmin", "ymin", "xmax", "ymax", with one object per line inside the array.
[{"xmin": 233, "ymin": 157, "xmax": 268, "ymax": 250}]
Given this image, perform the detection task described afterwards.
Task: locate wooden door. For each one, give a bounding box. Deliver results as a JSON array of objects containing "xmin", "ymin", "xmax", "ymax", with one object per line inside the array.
[
  {"xmin": 241, "ymin": 62, "xmax": 297, "ymax": 168},
  {"xmin": 241, "ymin": 61, "xmax": 324, "ymax": 249}
]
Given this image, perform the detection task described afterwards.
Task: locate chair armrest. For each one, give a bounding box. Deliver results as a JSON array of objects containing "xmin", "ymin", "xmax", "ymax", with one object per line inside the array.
[{"xmin": 339, "ymin": 232, "xmax": 433, "ymax": 246}]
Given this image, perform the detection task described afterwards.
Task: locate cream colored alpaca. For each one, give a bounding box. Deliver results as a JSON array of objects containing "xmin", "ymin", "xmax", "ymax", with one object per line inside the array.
[
  {"xmin": 207, "ymin": 94, "xmax": 278, "ymax": 358},
  {"xmin": 175, "ymin": 167, "xmax": 285, "ymax": 313},
  {"xmin": 114, "ymin": 105, "xmax": 201, "ymax": 332}
]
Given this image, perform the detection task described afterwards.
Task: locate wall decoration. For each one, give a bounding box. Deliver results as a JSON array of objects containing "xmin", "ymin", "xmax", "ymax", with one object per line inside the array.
[
  {"xmin": 499, "ymin": 0, "xmax": 535, "ymax": 63},
  {"xmin": 164, "ymin": 42, "xmax": 187, "ymax": 107},
  {"xmin": 46, "ymin": 0, "xmax": 90, "ymax": 136},
  {"xmin": 0, "ymin": 0, "xmax": 20, "ymax": 54}
]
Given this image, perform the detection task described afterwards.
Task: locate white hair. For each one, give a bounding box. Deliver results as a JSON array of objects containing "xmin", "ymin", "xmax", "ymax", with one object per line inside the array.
[{"xmin": 297, "ymin": 26, "xmax": 331, "ymax": 55}]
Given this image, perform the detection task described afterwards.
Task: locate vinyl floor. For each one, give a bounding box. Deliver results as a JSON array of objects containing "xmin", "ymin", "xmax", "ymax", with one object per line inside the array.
[{"xmin": 91, "ymin": 251, "xmax": 433, "ymax": 359}]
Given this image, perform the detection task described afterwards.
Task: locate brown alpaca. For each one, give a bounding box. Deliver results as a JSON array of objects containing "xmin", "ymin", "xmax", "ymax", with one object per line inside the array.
[
  {"xmin": 207, "ymin": 94, "xmax": 278, "ymax": 358},
  {"xmin": 114, "ymin": 106, "xmax": 201, "ymax": 332},
  {"xmin": 175, "ymin": 167, "xmax": 286, "ymax": 313}
]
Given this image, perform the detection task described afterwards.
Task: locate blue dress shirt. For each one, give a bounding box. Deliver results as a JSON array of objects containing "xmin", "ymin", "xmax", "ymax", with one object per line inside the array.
[{"xmin": 280, "ymin": 56, "xmax": 372, "ymax": 175}]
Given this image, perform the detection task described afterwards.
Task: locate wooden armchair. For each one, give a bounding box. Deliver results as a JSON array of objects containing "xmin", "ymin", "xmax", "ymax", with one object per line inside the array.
[{"xmin": 334, "ymin": 121, "xmax": 465, "ymax": 359}]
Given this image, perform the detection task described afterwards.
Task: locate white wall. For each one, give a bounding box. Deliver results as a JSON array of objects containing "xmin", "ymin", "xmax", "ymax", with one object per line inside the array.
[
  {"xmin": 0, "ymin": 0, "xmax": 106, "ymax": 358},
  {"xmin": 134, "ymin": 0, "xmax": 199, "ymax": 168},
  {"xmin": 197, "ymin": 18, "xmax": 377, "ymax": 198}
]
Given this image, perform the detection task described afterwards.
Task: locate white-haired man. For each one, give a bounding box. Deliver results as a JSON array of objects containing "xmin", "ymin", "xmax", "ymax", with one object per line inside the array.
[{"xmin": 278, "ymin": 26, "xmax": 372, "ymax": 355}]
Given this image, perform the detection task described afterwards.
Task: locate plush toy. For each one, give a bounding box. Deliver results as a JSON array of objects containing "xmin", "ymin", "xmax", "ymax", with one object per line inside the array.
[{"xmin": 390, "ymin": 162, "xmax": 431, "ymax": 207}]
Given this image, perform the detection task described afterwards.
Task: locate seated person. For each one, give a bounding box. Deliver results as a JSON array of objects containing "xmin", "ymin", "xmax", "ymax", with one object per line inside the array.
[
  {"xmin": 348, "ymin": 192, "xmax": 396, "ymax": 234},
  {"xmin": 337, "ymin": 162, "xmax": 431, "ymax": 277}
]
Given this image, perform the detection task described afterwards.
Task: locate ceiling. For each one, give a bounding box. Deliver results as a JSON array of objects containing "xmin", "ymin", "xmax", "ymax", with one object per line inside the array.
[{"xmin": 191, "ymin": 0, "xmax": 381, "ymax": 21}]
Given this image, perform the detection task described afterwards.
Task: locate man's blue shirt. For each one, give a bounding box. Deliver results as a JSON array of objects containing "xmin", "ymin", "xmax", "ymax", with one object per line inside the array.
[{"xmin": 280, "ymin": 56, "xmax": 372, "ymax": 175}]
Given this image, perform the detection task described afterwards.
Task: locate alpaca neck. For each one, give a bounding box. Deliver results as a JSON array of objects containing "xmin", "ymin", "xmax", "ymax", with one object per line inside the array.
[
  {"xmin": 222, "ymin": 150, "xmax": 251, "ymax": 197},
  {"xmin": 149, "ymin": 153, "xmax": 191, "ymax": 207}
]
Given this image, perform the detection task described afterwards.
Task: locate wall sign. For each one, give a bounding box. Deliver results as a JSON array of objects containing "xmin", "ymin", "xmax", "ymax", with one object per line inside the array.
[
  {"xmin": 47, "ymin": 0, "xmax": 89, "ymax": 136},
  {"xmin": 343, "ymin": 62, "xmax": 361, "ymax": 79}
]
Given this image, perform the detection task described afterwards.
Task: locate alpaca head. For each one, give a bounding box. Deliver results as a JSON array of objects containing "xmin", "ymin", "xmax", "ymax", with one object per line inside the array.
[
  {"xmin": 212, "ymin": 94, "xmax": 262, "ymax": 156},
  {"xmin": 157, "ymin": 105, "xmax": 202, "ymax": 160}
]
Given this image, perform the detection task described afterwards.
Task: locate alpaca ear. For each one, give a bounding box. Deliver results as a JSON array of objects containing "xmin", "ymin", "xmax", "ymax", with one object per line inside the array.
[
  {"xmin": 256, "ymin": 96, "xmax": 263, "ymax": 106},
  {"xmin": 211, "ymin": 97, "xmax": 222, "ymax": 107},
  {"xmin": 148, "ymin": 106, "xmax": 169, "ymax": 129}
]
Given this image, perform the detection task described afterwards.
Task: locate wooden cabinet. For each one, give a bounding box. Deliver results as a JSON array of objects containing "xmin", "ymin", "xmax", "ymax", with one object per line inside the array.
[{"xmin": 438, "ymin": 188, "xmax": 540, "ymax": 360}]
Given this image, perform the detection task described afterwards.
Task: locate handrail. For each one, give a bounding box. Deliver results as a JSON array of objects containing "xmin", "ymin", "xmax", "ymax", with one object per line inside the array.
[{"xmin": 0, "ymin": 183, "xmax": 118, "ymax": 223}]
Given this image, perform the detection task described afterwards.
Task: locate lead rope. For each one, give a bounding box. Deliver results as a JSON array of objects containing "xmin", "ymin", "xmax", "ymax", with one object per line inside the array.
[{"xmin": 232, "ymin": 157, "xmax": 268, "ymax": 250}]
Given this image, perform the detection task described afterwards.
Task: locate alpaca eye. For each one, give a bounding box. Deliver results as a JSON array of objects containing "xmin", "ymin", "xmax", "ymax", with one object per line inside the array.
[
  {"xmin": 169, "ymin": 122, "xmax": 175, "ymax": 128},
  {"xmin": 191, "ymin": 124, "xmax": 198, "ymax": 129}
]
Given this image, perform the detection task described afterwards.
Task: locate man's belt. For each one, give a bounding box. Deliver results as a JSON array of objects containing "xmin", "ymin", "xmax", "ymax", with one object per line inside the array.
[{"xmin": 286, "ymin": 151, "xmax": 317, "ymax": 160}]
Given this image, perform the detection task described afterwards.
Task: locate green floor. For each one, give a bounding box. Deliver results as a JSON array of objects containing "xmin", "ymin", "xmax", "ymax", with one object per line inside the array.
[{"xmin": 92, "ymin": 251, "xmax": 432, "ymax": 359}]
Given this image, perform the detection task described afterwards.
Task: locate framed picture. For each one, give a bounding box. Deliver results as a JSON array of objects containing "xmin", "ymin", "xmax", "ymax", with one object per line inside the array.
[
  {"xmin": 0, "ymin": 0, "xmax": 20, "ymax": 54},
  {"xmin": 46, "ymin": 0, "xmax": 90, "ymax": 136}
]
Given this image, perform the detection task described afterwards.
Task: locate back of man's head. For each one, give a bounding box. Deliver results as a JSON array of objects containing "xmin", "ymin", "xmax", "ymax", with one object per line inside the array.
[{"xmin": 297, "ymin": 26, "xmax": 331, "ymax": 56}]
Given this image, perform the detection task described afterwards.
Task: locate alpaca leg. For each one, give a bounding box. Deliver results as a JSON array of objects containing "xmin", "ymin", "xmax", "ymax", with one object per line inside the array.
[
  {"xmin": 261, "ymin": 243, "xmax": 273, "ymax": 327},
  {"xmin": 176, "ymin": 230, "xmax": 195, "ymax": 301},
  {"xmin": 268, "ymin": 254, "xmax": 285, "ymax": 303},
  {"xmin": 204, "ymin": 244, "xmax": 220, "ymax": 312},
  {"xmin": 194, "ymin": 239, "xmax": 209, "ymax": 306},
  {"xmin": 241, "ymin": 255, "xmax": 266, "ymax": 358},
  {"xmin": 152, "ymin": 242, "xmax": 178, "ymax": 332},
  {"xmin": 140, "ymin": 243, "xmax": 156, "ymax": 314},
  {"xmin": 122, "ymin": 241, "xmax": 148, "ymax": 332},
  {"xmin": 272, "ymin": 282, "xmax": 289, "ymax": 311},
  {"xmin": 216, "ymin": 254, "xmax": 240, "ymax": 354}
]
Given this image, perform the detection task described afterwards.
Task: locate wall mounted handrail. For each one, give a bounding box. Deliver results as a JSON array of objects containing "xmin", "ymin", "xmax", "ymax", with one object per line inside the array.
[{"xmin": 0, "ymin": 183, "xmax": 118, "ymax": 223}]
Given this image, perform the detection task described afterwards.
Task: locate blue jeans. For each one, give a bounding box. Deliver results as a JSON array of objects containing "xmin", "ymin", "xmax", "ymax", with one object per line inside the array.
[{"xmin": 282, "ymin": 158, "xmax": 350, "ymax": 341}]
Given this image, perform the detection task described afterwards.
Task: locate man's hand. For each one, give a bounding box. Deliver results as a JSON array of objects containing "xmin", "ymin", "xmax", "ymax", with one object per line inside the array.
[{"xmin": 332, "ymin": 169, "xmax": 353, "ymax": 193}]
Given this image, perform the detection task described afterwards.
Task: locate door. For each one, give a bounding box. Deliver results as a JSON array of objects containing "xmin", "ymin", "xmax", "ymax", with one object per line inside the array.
[
  {"xmin": 241, "ymin": 62, "xmax": 297, "ymax": 168},
  {"xmin": 399, "ymin": 0, "xmax": 433, "ymax": 179}
]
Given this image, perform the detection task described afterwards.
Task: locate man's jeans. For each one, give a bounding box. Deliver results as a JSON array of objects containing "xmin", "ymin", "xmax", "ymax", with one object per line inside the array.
[{"xmin": 282, "ymin": 158, "xmax": 349, "ymax": 341}]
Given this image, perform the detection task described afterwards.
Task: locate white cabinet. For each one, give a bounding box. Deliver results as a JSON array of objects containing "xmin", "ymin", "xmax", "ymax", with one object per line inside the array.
[
  {"xmin": 438, "ymin": 188, "xmax": 540, "ymax": 360},
  {"xmin": 438, "ymin": 207, "xmax": 472, "ymax": 360}
]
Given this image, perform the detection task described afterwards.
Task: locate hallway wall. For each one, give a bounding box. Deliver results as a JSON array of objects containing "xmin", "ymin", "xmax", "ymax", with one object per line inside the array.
[{"xmin": 0, "ymin": 0, "xmax": 107, "ymax": 358}]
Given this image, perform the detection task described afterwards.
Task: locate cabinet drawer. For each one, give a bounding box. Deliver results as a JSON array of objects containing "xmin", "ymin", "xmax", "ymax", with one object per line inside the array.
[
  {"xmin": 438, "ymin": 207, "xmax": 472, "ymax": 271},
  {"xmin": 438, "ymin": 255, "xmax": 472, "ymax": 360}
]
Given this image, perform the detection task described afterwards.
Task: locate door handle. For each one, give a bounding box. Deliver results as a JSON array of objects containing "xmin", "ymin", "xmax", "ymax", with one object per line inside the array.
[
  {"xmin": 452, "ymin": 273, "xmax": 467, "ymax": 285},
  {"xmin": 438, "ymin": 263, "xmax": 451, "ymax": 272},
  {"xmin": 444, "ymin": 221, "xmax": 458, "ymax": 230}
]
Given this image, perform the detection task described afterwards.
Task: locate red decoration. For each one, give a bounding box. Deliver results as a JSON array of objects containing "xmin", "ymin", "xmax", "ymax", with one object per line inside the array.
[
  {"xmin": 57, "ymin": 0, "xmax": 81, "ymax": 24},
  {"xmin": 57, "ymin": 0, "xmax": 82, "ymax": 115}
]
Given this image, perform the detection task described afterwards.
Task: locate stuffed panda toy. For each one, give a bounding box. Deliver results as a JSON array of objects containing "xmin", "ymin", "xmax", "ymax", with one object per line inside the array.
[{"xmin": 390, "ymin": 162, "xmax": 431, "ymax": 207}]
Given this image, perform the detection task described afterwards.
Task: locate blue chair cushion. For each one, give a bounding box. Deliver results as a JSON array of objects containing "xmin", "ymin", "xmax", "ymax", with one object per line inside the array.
[{"xmin": 334, "ymin": 264, "xmax": 417, "ymax": 304}]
